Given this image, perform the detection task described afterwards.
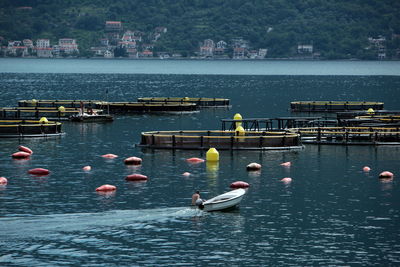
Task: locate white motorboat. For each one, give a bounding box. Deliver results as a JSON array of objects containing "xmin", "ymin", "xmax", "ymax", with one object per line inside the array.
[{"xmin": 200, "ymin": 188, "xmax": 246, "ymax": 212}]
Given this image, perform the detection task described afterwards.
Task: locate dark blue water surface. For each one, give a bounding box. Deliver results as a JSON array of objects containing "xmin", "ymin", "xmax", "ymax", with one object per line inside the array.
[{"xmin": 1, "ymin": 60, "xmax": 400, "ymax": 266}]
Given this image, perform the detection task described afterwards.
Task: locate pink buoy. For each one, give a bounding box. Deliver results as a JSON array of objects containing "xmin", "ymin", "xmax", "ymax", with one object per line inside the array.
[
  {"xmin": 101, "ymin": 153, "xmax": 118, "ymax": 159},
  {"xmin": 379, "ymin": 171, "xmax": 394, "ymax": 179},
  {"xmin": 0, "ymin": 177, "xmax": 8, "ymax": 185},
  {"xmin": 124, "ymin": 156, "xmax": 142, "ymax": 165},
  {"xmin": 363, "ymin": 166, "xmax": 371, "ymax": 172},
  {"xmin": 83, "ymin": 166, "xmax": 91, "ymax": 171},
  {"xmin": 281, "ymin": 177, "xmax": 292, "ymax": 184},
  {"xmin": 11, "ymin": 151, "xmax": 31, "ymax": 159},
  {"xmin": 280, "ymin": 161, "xmax": 291, "ymax": 167},
  {"xmin": 95, "ymin": 184, "xmax": 117, "ymax": 191},
  {"xmin": 18, "ymin": 145, "xmax": 33, "ymax": 154},
  {"xmin": 125, "ymin": 174, "xmax": 148, "ymax": 181},
  {"xmin": 246, "ymin": 162, "xmax": 261, "ymax": 171},
  {"xmin": 230, "ymin": 181, "xmax": 250, "ymax": 189},
  {"xmin": 182, "ymin": 172, "xmax": 191, "ymax": 176},
  {"xmin": 186, "ymin": 157, "xmax": 205, "ymax": 163},
  {"xmin": 28, "ymin": 168, "xmax": 50, "ymax": 176}
]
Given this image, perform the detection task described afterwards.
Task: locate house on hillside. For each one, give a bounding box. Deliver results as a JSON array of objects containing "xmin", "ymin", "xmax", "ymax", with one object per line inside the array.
[
  {"xmin": 105, "ymin": 21, "xmax": 123, "ymax": 44},
  {"xmin": 7, "ymin": 41, "xmax": 28, "ymax": 57},
  {"xmin": 36, "ymin": 39, "xmax": 52, "ymax": 57},
  {"xmin": 297, "ymin": 44, "xmax": 313, "ymax": 54},
  {"xmin": 214, "ymin": 40, "xmax": 227, "ymax": 56},
  {"xmin": 58, "ymin": 38, "xmax": 79, "ymax": 55},
  {"xmin": 368, "ymin": 36, "xmax": 386, "ymax": 59},
  {"xmin": 199, "ymin": 39, "xmax": 215, "ymax": 57}
]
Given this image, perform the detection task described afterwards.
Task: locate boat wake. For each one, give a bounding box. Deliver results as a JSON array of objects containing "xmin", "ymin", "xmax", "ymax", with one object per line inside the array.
[{"xmin": 0, "ymin": 207, "xmax": 203, "ymax": 238}]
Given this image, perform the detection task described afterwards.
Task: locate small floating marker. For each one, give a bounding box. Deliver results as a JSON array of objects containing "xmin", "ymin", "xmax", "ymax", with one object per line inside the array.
[
  {"xmin": 11, "ymin": 151, "xmax": 31, "ymax": 159},
  {"xmin": 367, "ymin": 108, "xmax": 375, "ymax": 114},
  {"xmin": 101, "ymin": 153, "xmax": 118, "ymax": 159},
  {"xmin": 186, "ymin": 157, "xmax": 205, "ymax": 163},
  {"xmin": 379, "ymin": 171, "xmax": 394, "ymax": 179},
  {"xmin": 246, "ymin": 162, "xmax": 261, "ymax": 171},
  {"xmin": 39, "ymin": 117, "xmax": 48, "ymax": 124},
  {"xmin": 234, "ymin": 113, "xmax": 243, "ymax": 127},
  {"xmin": 363, "ymin": 166, "xmax": 371, "ymax": 172},
  {"xmin": 58, "ymin": 106, "xmax": 66, "ymax": 113},
  {"xmin": 182, "ymin": 172, "xmax": 191, "ymax": 176},
  {"xmin": 0, "ymin": 177, "xmax": 8, "ymax": 185},
  {"xmin": 28, "ymin": 168, "xmax": 50, "ymax": 176},
  {"xmin": 280, "ymin": 161, "xmax": 291, "ymax": 167},
  {"xmin": 230, "ymin": 181, "xmax": 250, "ymax": 189},
  {"xmin": 124, "ymin": 156, "xmax": 142, "ymax": 165},
  {"xmin": 95, "ymin": 184, "xmax": 117, "ymax": 191},
  {"xmin": 83, "ymin": 166, "xmax": 91, "ymax": 171},
  {"xmin": 206, "ymin": 148, "xmax": 219, "ymax": 162},
  {"xmin": 18, "ymin": 145, "xmax": 33, "ymax": 154},
  {"xmin": 125, "ymin": 174, "xmax": 148, "ymax": 181},
  {"xmin": 281, "ymin": 177, "xmax": 293, "ymax": 184}
]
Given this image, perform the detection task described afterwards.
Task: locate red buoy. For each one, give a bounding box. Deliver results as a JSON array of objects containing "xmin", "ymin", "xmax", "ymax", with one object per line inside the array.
[
  {"xmin": 246, "ymin": 162, "xmax": 261, "ymax": 171},
  {"xmin": 83, "ymin": 166, "xmax": 91, "ymax": 171},
  {"xmin": 125, "ymin": 174, "xmax": 148, "ymax": 181},
  {"xmin": 124, "ymin": 156, "xmax": 142, "ymax": 165},
  {"xmin": 379, "ymin": 171, "xmax": 394, "ymax": 179},
  {"xmin": 280, "ymin": 161, "xmax": 291, "ymax": 167},
  {"xmin": 28, "ymin": 168, "xmax": 50, "ymax": 176},
  {"xmin": 0, "ymin": 177, "xmax": 8, "ymax": 185},
  {"xmin": 11, "ymin": 151, "xmax": 31, "ymax": 159},
  {"xmin": 363, "ymin": 166, "xmax": 371, "ymax": 172},
  {"xmin": 230, "ymin": 181, "xmax": 250, "ymax": 188},
  {"xmin": 281, "ymin": 177, "xmax": 293, "ymax": 184},
  {"xmin": 101, "ymin": 153, "xmax": 118, "ymax": 159},
  {"xmin": 18, "ymin": 145, "xmax": 33, "ymax": 154},
  {"xmin": 186, "ymin": 157, "xmax": 205, "ymax": 163},
  {"xmin": 95, "ymin": 184, "xmax": 117, "ymax": 191}
]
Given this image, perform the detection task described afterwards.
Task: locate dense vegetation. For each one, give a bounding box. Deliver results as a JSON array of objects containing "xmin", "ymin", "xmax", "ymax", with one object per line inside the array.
[{"xmin": 1, "ymin": 0, "xmax": 400, "ymax": 59}]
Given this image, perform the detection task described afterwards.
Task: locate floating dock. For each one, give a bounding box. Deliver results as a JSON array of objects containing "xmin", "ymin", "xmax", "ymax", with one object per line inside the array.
[
  {"xmin": 137, "ymin": 97, "xmax": 230, "ymax": 108},
  {"xmin": 290, "ymin": 101, "xmax": 384, "ymax": 112},
  {"xmin": 18, "ymin": 100, "xmax": 198, "ymax": 113},
  {"xmin": 0, "ymin": 119, "xmax": 63, "ymax": 138},
  {"xmin": 138, "ymin": 130, "xmax": 302, "ymax": 150}
]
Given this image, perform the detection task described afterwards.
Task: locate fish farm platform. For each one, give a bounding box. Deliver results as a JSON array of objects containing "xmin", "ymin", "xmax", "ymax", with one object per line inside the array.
[
  {"xmin": 0, "ymin": 107, "xmax": 98, "ymax": 121},
  {"xmin": 0, "ymin": 119, "xmax": 64, "ymax": 138},
  {"xmin": 290, "ymin": 101, "xmax": 384, "ymax": 112},
  {"xmin": 137, "ymin": 97, "xmax": 230, "ymax": 108},
  {"xmin": 18, "ymin": 100, "xmax": 198, "ymax": 113},
  {"xmin": 138, "ymin": 130, "xmax": 303, "ymax": 150},
  {"xmin": 291, "ymin": 126, "xmax": 400, "ymax": 145}
]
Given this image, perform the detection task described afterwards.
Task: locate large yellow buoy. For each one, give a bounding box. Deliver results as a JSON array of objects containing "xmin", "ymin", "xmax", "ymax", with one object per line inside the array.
[
  {"xmin": 206, "ymin": 147, "xmax": 219, "ymax": 162},
  {"xmin": 58, "ymin": 106, "xmax": 65, "ymax": 113},
  {"xmin": 234, "ymin": 113, "xmax": 242, "ymax": 127},
  {"xmin": 39, "ymin": 117, "xmax": 48, "ymax": 124}
]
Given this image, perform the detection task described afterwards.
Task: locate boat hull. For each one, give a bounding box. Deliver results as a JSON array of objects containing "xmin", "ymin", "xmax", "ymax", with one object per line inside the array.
[{"xmin": 202, "ymin": 188, "xmax": 246, "ymax": 212}]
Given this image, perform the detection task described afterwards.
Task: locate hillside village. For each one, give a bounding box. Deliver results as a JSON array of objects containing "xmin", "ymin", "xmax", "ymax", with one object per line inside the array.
[{"xmin": 0, "ymin": 19, "xmax": 394, "ymax": 60}]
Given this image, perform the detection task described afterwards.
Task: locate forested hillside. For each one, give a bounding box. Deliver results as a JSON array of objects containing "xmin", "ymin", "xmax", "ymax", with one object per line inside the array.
[{"xmin": 1, "ymin": 0, "xmax": 400, "ymax": 59}]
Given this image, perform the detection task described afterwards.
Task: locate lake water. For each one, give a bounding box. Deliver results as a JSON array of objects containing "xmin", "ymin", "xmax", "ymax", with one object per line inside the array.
[{"xmin": 0, "ymin": 59, "xmax": 400, "ymax": 266}]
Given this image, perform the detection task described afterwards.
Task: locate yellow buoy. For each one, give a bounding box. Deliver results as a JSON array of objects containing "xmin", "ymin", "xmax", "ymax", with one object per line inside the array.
[
  {"xmin": 58, "ymin": 106, "xmax": 65, "ymax": 113},
  {"xmin": 39, "ymin": 117, "xmax": 48, "ymax": 124},
  {"xmin": 206, "ymin": 147, "xmax": 219, "ymax": 162},
  {"xmin": 235, "ymin": 126, "xmax": 245, "ymax": 136},
  {"xmin": 367, "ymin": 108, "xmax": 375, "ymax": 114},
  {"xmin": 234, "ymin": 113, "xmax": 242, "ymax": 127}
]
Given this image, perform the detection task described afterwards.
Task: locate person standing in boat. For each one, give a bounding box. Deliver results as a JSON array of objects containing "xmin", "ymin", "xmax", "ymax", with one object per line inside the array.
[{"xmin": 192, "ymin": 190, "xmax": 203, "ymax": 206}]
